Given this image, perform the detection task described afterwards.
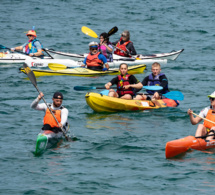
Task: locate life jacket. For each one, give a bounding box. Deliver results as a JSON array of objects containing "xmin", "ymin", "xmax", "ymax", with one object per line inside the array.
[
  {"xmin": 114, "ymin": 38, "xmax": 131, "ymax": 57},
  {"xmin": 117, "ymin": 74, "xmax": 134, "ymax": 96},
  {"xmin": 146, "ymin": 73, "xmax": 169, "ymax": 95},
  {"xmin": 43, "ymin": 104, "xmax": 64, "ymax": 128},
  {"xmin": 204, "ymin": 109, "xmax": 215, "ymax": 129},
  {"xmin": 86, "ymin": 52, "xmax": 103, "ymax": 68},
  {"xmin": 98, "ymin": 43, "xmax": 113, "ymax": 62},
  {"xmin": 24, "ymin": 39, "xmax": 43, "ymax": 54}
]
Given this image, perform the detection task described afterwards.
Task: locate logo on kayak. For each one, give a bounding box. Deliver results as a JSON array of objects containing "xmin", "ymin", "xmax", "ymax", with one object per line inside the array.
[
  {"xmin": 206, "ymin": 141, "xmax": 215, "ymax": 147},
  {"xmin": 31, "ymin": 62, "xmax": 44, "ymax": 67}
]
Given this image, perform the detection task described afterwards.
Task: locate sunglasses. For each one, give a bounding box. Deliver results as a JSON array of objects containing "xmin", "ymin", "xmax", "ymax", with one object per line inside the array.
[
  {"xmin": 121, "ymin": 34, "xmax": 127, "ymax": 37},
  {"xmin": 209, "ymin": 98, "xmax": 215, "ymax": 101},
  {"xmin": 27, "ymin": 35, "xmax": 33, "ymax": 37},
  {"xmin": 90, "ymin": 48, "xmax": 98, "ymax": 51}
]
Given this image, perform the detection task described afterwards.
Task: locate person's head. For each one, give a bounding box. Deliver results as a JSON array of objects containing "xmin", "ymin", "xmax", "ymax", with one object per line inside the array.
[
  {"xmin": 119, "ymin": 63, "xmax": 128, "ymax": 75},
  {"xmin": 26, "ymin": 30, "xmax": 37, "ymax": 41},
  {"xmin": 88, "ymin": 41, "xmax": 98, "ymax": 54},
  {"xmin": 99, "ymin": 32, "xmax": 109, "ymax": 43},
  {"xmin": 52, "ymin": 92, "xmax": 63, "ymax": 107},
  {"xmin": 121, "ymin": 30, "xmax": 130, "ymax": 41},
  {"xmin": 151, "ymin": 62, "xmax": 161, "ymax": 76},
  {"xmin": 208, "ymin": 91, "xmax": 215, "ymax": 106}
]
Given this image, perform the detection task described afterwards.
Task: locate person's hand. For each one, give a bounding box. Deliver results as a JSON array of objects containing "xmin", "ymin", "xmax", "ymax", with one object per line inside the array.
[
  {"xmin": 152, "ymin": 92, "xmax": 160, "ymax": 99},
  {"xmin": 105, "ymin": 83, "xmax": 111, "ymax": 89},
  {"xmin": 123, "ymin": 85, "xmax": 130, "ymax": 90},
  {"xmin": 29, "ymin": 53, "xmax": 34, "ymax": 57},
  {"xmin": 38, "ymin": 92, "xmax": 44, "ymax": 100},
  {"xmin": 58, "ymin": 123, "xmax": 63, "ymax": 128},
  {"xmin": 187, "ymin": 108, "xmax": 193, "ymax": 115},
  {"xmin": 11, "ymin": 48, "xmax": 15, "ymax": 52}
]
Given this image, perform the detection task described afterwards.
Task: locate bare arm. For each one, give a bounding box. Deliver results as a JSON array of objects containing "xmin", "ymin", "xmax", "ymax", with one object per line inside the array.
[{"xmin": 187, "ymin": 109, "xmax": 202, "ymax": 125}]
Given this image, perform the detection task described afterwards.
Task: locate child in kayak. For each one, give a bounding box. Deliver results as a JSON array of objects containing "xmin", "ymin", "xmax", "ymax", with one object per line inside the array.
[
  {"xmin": 105, "ymin": 63, "xmax": 143, "ymax": 100},
  {"xmin": 188, "ymin": 91, "xmax": 215, "ymax": 140},
  {"xmin": 134, "ymin": 62, "xmax": 169, "ymax": 100}
]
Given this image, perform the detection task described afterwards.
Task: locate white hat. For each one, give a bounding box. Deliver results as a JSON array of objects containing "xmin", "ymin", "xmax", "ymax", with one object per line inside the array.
[
  {"xmin": 208, "ymin": 91, "xmax": 215, "ymax": 98},
  {"xmin": 88, "ymin": 41, "xmax": 98, "ymax": 47}
]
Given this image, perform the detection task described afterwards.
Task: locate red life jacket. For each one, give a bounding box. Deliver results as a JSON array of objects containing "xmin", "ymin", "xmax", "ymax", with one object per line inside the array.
[
  {"xmin": 204, "ymin": 109, "xmax": 215, "ymax": 129},
  {"xmin": 114, "ymin": 38, "xmax": 131, "ymax": 57},
  {"xmin": 117, "ymin": 74, "xmax": 134, "ymax": 96},
  {"xmin": 86, "ymin": 52, "xmax": 103, "ymax": 68},
  {"xmin": 43, "ymin": 107, "xmax": 61, "ymax": 128}
]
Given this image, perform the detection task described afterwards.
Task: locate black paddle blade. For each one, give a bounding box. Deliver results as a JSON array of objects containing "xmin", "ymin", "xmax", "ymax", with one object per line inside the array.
[
  {"xmin": 0, "ymin": 44, "xmax": 8, "ymax": 49},
  {"xmin": 107, "ymin": 26, "xmax": 118, "ymax": 37},
  {"xmin": 23, "ymin": 63, "xmax": 37, "ymax": 87}
]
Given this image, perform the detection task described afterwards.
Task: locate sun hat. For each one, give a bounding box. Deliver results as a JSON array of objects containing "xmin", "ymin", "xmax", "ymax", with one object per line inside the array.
[
  {"xmin": 208, "ymin": 91, "xmax": 215, "ymax": 98},
  {"xmin": 26, "ymin": 30, "xmax": 37, "ymax": 37},
  {"xmin": 53, "ymin": 92, "xmax": 63, "ymax": 99},
  {"xmin": 88, "ymin": 41, "xmax": 98, "ymax": 47}
]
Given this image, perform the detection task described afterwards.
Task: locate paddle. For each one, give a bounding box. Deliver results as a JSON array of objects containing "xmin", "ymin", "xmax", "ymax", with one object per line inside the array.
[
  {"xmin": 48, "ymin": 63, "xmax": 82, "ymax": 70},
  {"xmin": 81, "ymin": 26, "xmax": 98, "ymax": 38},
  {"xmin": 192, "ymin": 112, "xmax": 215, "ymax": 125},
  {"xmin": 163, "ymin": 91, "xmax": 184, "ymax": 101},
  {"xmin": 0, "ymin": 44, "xmax": 30, "ymax": 56},
  {"xmin": 74, "ymin": 85, "xmax": 163, "ymax": 91},
  {"xmin": 23, "ymin": 63, "xmax": 70, "ymax": 141}
]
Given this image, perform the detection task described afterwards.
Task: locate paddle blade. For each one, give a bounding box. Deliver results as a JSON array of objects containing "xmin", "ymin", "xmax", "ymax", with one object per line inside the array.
[
  {"xmin": 107, "ymin": 26, "xmax": 118, "ymax": 37},
  {"xmin": 0, "ymin": 44, "xmax": 8, "ymax": 49},
  {"xmin": 143, "ymin": 86, "xmax": 163, "ymax": 90},
  {"xmin": 23, "ymin": 63, "xmax": 37, "ymax": 88},
  {"xmin": 48, "ymin": 63, "xmax": 67, "ymax": 70},
  {"xmin": 81, "ymin": 26, "xmax": 98, "ymax": 38},
  {"xmin": 74, "ymin": 86, "xmax": 96, "ymax": 91},
  {"xmin": 163, "ymin": 91, "xmax": 184, "ymax": 101}
]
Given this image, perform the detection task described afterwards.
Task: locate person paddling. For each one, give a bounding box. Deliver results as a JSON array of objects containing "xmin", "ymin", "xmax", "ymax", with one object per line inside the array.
[
  {"xmin": 105, "ymin": 63, "xmax": 143, "ymax": 100},
  {"xmin": 188, "ymin": 91, "xmax": 215, "ymax": 140},
  {"xmin": 11, "ymin": 28, "xmax": 44, "ymax": 58},
  {"xmin": 31, "ymin": 91, "xmax": 69, "ymax": 133},
  {"xmin": 82, "ymin": 41, "xmax": 109, "ymax": 71},
  {"xmin": 134, "ymin": 62, "xmax": 169, "ymax": 100}
]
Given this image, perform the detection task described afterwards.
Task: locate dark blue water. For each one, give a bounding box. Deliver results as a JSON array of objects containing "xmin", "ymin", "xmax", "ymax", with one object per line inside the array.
[{"xmin": 1, "ymin": 0, "xmax": 215, "ymax": 194}]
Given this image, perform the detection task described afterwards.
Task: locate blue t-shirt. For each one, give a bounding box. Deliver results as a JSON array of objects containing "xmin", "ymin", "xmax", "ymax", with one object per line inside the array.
[{"xmin": 83, "ymin": 53, "xmax": 107, "ymax": 65}]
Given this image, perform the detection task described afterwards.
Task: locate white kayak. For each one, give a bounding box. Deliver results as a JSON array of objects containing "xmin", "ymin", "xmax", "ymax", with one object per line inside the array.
[
  {"xmin": 25, "ymin": 57, "xmax": 167, "ymax": 68},
  {"xmin": 0, "ymin": 51, "xmax": 51, "ymax": 64},
  {"xmin": 44, "ymin": 48, "xmax": 184, "ymax": 61}
]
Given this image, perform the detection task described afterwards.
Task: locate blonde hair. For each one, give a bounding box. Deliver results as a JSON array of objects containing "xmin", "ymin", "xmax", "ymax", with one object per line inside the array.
[{"xmin": 151, "ymin": 62, "xmax": 161, "ymax": 68}]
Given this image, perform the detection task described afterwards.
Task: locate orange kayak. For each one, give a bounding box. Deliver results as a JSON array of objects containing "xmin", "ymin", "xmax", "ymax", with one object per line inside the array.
[{"xmin": 165, "ymin": 136, "xmax": 215, "ymax": 158}]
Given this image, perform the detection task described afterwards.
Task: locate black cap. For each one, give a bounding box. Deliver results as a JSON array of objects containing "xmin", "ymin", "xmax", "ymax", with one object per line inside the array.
[{"xmin": 53, "ymin": 92, "xmax": 63, "ymax": 99}]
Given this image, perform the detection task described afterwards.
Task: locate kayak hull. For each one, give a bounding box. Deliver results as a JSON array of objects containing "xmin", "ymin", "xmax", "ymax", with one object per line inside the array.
[
  {"xmin": 20, "ymin": 64, "xmax": 146, "ymax": 77},
  {"xmin": 85, "ymin": 92, "xmax": 179, "ymax": 112},
  {"xmin": 35, "ymin": 130, "xmax": 64, "ymax": 155},
  {"xmin": 165, "ymin": 136, "xmax": 215, "ymax": 158},
  {"xmin": 45, "ymin": 48, "xmax": 184, "ymax": 61}
]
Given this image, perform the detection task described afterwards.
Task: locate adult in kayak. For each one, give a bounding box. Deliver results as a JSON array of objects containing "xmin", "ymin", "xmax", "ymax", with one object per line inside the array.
[
  {"xmin": 11, "ymin": 29, "xmax": 44, "ymax": 58},
  {"xmin": 105, "ymin": 63, "xmax": 143, "ymax": 100},
  {"xmin": 187, "ymin": 92, "xmax": 215, "ymax": 140},
  {"xmin": 112, "ymin": 30, "xmax": 137, "ymax": 57},
  {"xmin": 31, "ymin": 91, "xmax": 69, "ymax": 133},
  {"xmin": 98, "ymin": 32, "xmax": 113, "ymax": 62},
  {"xmin": 82, "ymin": 41, "xmax": 109, "ymax": 71},
  {"xmin": 134, "ymin": 62, "xmax": 169, "ymax": 100}
]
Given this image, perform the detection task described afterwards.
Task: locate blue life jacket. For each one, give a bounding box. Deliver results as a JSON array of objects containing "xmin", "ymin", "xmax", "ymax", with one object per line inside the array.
[
  {"xmin": 24, "ymin": 39, "xmax": 43, "ymax": 55},
  {"xmin": 146, "ymin": 73, "xmax": 169, "ymax": 94}
]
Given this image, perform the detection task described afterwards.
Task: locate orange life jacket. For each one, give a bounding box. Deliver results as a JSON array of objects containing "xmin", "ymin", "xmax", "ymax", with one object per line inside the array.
[
  {"xmin": 117, "ymin": 74, "xmax": 134, "ymax": 96},
  {"xmin": 204, "ymin": 109, "xmax": 215, "ymax": 129},
  {"xmin": 86, "ymin": 52, "xmax": 103, "ymax": 68},
  {"xmin": 43, "ymin": 106, "xmax": 61, "ymax": 128},
  {"xmin": 114, "ymin": 38, "xmax": 131, "ymax": 57}
]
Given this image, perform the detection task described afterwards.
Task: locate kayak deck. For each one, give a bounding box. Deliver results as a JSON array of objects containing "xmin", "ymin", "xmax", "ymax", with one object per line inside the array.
[
  {"xmin": 85, "ymin": 92, "xmax": 179, "ymax": 112},
  {"xmin": 20, "ymin": 64, "xmax": 146, "ymax": 77},
  {"xmin": 165, "ymin": 136, "xmax": 215, "ymax": 159}
]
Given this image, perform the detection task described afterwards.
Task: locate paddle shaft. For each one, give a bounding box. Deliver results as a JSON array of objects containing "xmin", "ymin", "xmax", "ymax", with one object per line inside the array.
[
  {"xmin": 192, "ymin": 112, "xmax": 215, "ymax": 125},
  {"xmin": 0, "ymin": 45, "xmax": 31, "ymax": 56}
]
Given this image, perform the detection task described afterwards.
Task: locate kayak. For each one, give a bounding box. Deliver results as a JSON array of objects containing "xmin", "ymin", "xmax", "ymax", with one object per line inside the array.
[
  {"xmin": 0, "ymin": 51, "xmax": 51, "ymax": 64},
  {"xmin": 45, "ymin": 48, "xmax": 184, "ymax": 61},
  {"xmin": 20, "ymin": 64, "xmax": 146, "ymax": 77},
  {"xmin": 165, "ymin": 136, "xmax": 215, "ymax": 159},
  {"xmin": 35, "ymin": 130, "xmax": 64, "ymax": 155},
  {"xmin": 85, "ymin": 92, "xmax": 179, "ymax": 112},
  {"xmin": 24, "ymin": 56, "xmax": 167, "ymax": 68}
]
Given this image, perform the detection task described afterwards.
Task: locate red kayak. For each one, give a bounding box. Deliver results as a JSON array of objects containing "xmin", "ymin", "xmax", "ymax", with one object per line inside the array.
[{"xmin": 165, "ymin": 136, "xmax": 215, "ymax": 158}]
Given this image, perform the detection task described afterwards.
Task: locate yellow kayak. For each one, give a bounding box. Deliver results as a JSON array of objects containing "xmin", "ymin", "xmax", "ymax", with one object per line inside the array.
[
  {"xmin": 20, "ymin": 64, "xmax": 146, "ymax": 77},
  {"xmin": 85, "ymin": 92, "xmax": 179, "ymax": 112}
]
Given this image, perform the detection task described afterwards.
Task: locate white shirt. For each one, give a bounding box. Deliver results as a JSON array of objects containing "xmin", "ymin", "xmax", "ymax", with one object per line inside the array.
[
  {"xmin": 30, "ymin": 97, "xmax": 68, "ymax": 126},
  {"xmin": 199, "ymin": 106, "xmax": 211, "ymax": 118}
]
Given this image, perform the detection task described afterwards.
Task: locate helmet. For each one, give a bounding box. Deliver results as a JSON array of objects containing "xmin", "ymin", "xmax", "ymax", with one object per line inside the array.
[
  {"xmin": 88, "ymin": 41, "xmax": 98, "ymax": 47},
  {"xmin": 26, "ymin": 30, "xmax": 37, "ymax": 37}
]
